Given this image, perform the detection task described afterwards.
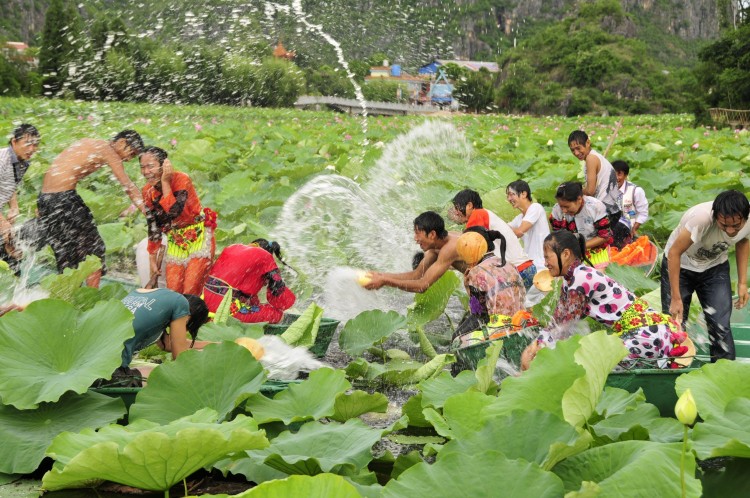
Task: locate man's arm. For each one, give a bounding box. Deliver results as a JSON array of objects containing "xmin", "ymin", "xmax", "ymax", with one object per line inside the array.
[
  {"xmin": 376, "ymin": 250, "xmax": 438, "ymax": 281},
  {"xmin": 103, "ymin": 149, "xmax": 146, "ymax": 214},
  {"xmin": 582, "ymin": 156, "xmax": 600, "ymax": 197},
  {"xmin": 512, "ymin": 220, "xmax": 533, "ymax": 238},
  {"xmin": 585, "ymin": 236, "xmax": 607, "ymax": 250},
  {"xmin": 735, "ymin": 238, "xmax": 749, "ymax": 310},
  {"xmin": 366, "ymin": 249, "xmax": 455, "ymax": 293},
  {"xmin": 666, "ymin": 228, "xmax": 694, "ymax": 323},
  {"xmin": 7, "ymin": 193, "xmax": 18, "ymax": 223}
]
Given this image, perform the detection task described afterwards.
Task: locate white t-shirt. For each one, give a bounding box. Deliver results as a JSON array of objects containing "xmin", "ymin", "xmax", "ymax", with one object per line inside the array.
[
  {"xmin": 665, "ymin": 201, "xmax": 750, "ymax": 272},
  {"xmin": 487, "ymin": 210, "xmax": 530, "ymax": 267},
  {"xmin": 509, "ymin": 203, "xmax": 550, "ymax": 269},
  {"xmin": 587, "ymin": 149, "xmax": 621, "ymax": 216}
]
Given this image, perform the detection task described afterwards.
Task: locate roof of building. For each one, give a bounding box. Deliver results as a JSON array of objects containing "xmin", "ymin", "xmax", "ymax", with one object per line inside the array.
[
  {"xmin": 4, "ymin": 42, "xmax": 30, "ymax": 51},
  {"xmin": 419, "ymin": 59, "xmax": 499, "ymax": 74}
]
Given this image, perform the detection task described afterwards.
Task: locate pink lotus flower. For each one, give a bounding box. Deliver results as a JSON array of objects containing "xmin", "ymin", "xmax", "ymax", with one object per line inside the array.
[
  {"xmin": 211, "ymin": 118, "xmax": 218, "ymax": 124},
  {"xmin": 194, "ymin": 123, "xmax": 202, "ymax": 132},
  {"xmin": 77, "ymin": 115, "xmax": 83, "ymax": 120},
  {"xmin": 344, "ymin": 134, "xmax": 352, "ymax": 140},
  {"xmin": 170, "ymin": 139, "xmax": 178, "ymax": 147},
  {"xmin": 675, "ymin": 126, "xmax": 682, "ymax": 131},
  {"xmin": 703, "ymin": 131, "xmax": 710, "ymax": 136},
  {"xmin": 87, "ymin": 115, "xmax": 94, "ymax": 121},
  {"xmin": 691, "ymin": 143, "xmax": 699, "ymax": 150}
]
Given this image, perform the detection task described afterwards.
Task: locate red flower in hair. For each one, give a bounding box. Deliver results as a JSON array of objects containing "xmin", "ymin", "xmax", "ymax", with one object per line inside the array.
[{"xmin": 203, "ymin": 208, "xmax": 218, "ymax": 228}]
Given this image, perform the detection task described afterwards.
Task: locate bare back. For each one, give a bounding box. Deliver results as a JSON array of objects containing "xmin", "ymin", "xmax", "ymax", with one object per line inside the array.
[{"xmin": 42, "ymin": 138, "xmax": 125, "ymax": 193}]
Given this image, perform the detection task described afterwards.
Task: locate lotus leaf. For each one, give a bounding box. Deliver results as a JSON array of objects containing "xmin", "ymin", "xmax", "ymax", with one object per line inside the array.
[
  {"xmin": 0, "ymin": 392, "xmax": 125, "ymax": 474},
  {"xmin": 338, "ymin": 310, "xmax": 407, "ymax": 357},
  {"xmin": 418, "ymin": 370, "xmax": 477, "ymax": 409},
  {"xmin": 98, "ymin": 222, "xmax": 135, "ymax": 254},
  {"xmin": 331, "ymin": 390, "xmax": 388, "ymax": 422},
  {"xmin": 0, "ymin": 299, "xmax": 134, "ymax": 409},
  {"xmin": 228, "ymin": 474, "xmax": 363, "ymax": 497},
  {"xmin": 691, "ymin": 397, "xmax": 750, "ymax": 460},
  {"xmin": 406, "ymin": 272, "xmax": 461, "ymax": 329},
  {"xmin": 43, "ymin": 411, "xmax": 268, "ymax": 492},
  {"xmin": 129, "ymin": 342, "xmax": 266, "ymax": 424},
  {"xmin": 244, "ymin": 368, "xmax": 350, "ymax": 424},
  {"xmin": 594, "ymin": 387, "xmax": 646, "ymax": 420},
  {"xmin": 382, "ymin": 450, "xmax": 564, "ymax": 498},
  {"xmin": 699, "ymin": 458, "xmax": 750, "ymax": 498},
  {"xmin": 377, "ymin": 354, "xmax": 454, "ymax": 385},
  {"xmin": 40, "ymin": 256, "xmax": 102, "ymax": 302},
  {"xmin": 675, "ymin": 360, "xmax": 750, "ymax": 421},
  {"xmin": 438, "ymin": 391, "xmax": 496, "ymax": 440},
  {"xmin": 472, "ymin": 340, "xmax": 503, "ymax": 395},
  {"xmin": 604, "ymin": 263, "xmax": 658, "ymax": 295},
  {"xmin": 441, "ymin": 409, "xmax": 591, "ymax": 470},
  {"xmin": 591, "ymin": 403, "xmax": 683, "ymax": 444},
  {"xmin": 401, "ymin": 394, "xmax": 431, "ymax": 428},
  {"xmin": 198, "ymin": 320, "xmax": 265, "ymax": 342},
  {"xmin": 280, "ymin": 302, "xmax": 323, "ymax": 348},
  {"xmin": 248, "ymin": 419, "xmax": 393, "ymax": 476},
  {"xmin": 552, "ymin": 441, "xmax": 701, "ymax": 497}
]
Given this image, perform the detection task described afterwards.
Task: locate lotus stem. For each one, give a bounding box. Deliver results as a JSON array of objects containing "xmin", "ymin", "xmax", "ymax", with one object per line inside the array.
[
  {"xmin": 680, "ymin": 424, "xmax": 688, "ymax": 498},
  {"xmin": 183, "ymin": 478, "xmax": 188, "ymax": 496}
]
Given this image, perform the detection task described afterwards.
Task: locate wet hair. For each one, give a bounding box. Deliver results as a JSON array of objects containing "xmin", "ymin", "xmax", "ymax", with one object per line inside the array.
[
  {"xmin": 141, "ymin": 145, "xmax": 167, "ymax": 165},
  {"xmin": 414, "ymin": 211, "xmax": 448, "ymax": 238},
  {"xmin": 543, "ymin": 231, "xmax": 592, "ymax": 273},
  {"xmin": 612, "ymin": 160, "xmax": 629, "ymax": 175},
  {"xmin": 555, "ymin": 181, "xmax": 584, "ymax": 202},
  {"xmin": 463, "ymin": 225, "xmax": 507, "ymax": 266},
  {"xmin": 506, "ymin": 180, "xmax": 533, "ymax": 202},
  {"xmin": 451, "ymin": 189, "xmax": 483, "ymax": 216},
  {"xmin": 112, "ymin": 129, "xmax": 144, "ymax": 154},
  {"xmin": 412, "ymin": 251, "xmax": 425, "ymax": 270},
  {"xmin": 568, "ymin": 130, "xmax": 589, "ymax": 146},
  {"xmin": 183, "ymin": 294, "xmax": 209, "ymax": 345},
  {"xmin": 712, "ymin": 190, "xmax": 750, "ymax": 221},
  {"xmin": 9, "ymin": 123, "xmax": 40, "ymax": 145},
  {"xmin": 252, "ymin": 238, "xmax": 294, "ymax": 270}
]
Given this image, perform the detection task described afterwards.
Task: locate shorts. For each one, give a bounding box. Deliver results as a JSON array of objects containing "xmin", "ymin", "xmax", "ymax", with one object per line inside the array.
[{"xmin": 38, "ymin": 190, "xmax": 106, "ymax": 275}]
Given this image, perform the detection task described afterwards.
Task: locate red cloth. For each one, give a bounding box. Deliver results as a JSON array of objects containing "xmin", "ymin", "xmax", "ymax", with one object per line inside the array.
[
  {"xmin": 143, "ymin": 171, "xmax": 203, "ymax": 254},
  {"xmin": 466, "ymin": 208, "xmax": 490, "ymax": 229},
  {"xmin": 203, "ymin": 244, "xmax": 296, "ymax": 323}
]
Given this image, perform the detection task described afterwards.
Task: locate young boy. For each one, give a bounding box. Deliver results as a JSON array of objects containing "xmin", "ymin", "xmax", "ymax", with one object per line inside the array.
[
  {"xmin": 612, "ymin": 160, "xmax": 649, "ymax": 237},
  {"xmin": 568, "ymin": 130, "xmax": 630, "ymax": 248}
]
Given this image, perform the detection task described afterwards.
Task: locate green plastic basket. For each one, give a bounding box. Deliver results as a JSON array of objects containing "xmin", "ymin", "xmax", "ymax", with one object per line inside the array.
[
  {"xmin": 605, "ymin": 362, "xmax": 706, "ymax": 417},
  {"xmin": 453, "ymin": 327, "xmax": 537, "ymax": 371},
  {"xmin": 263, "ymin": 313, "xmax": 340, "ymax": 358}
]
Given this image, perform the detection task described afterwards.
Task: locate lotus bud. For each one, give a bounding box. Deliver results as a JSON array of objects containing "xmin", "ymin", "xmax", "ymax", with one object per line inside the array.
[
  {"xmin": 675, "ymin": 389, "xmax": 697, "ymax": 426},
  {"xmin": 547, "ymin": 139, "xmax": 554, "ymax": 146},
  {"xmin": 356, "ymin": 270, "xmax": 372, "ymax": 287},
  {"xmin": 674, "ymin": 140, "xmax": 683, "ymax": 146}
]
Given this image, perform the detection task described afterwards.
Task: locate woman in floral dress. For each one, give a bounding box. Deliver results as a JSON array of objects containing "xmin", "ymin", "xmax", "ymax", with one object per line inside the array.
[
  {"xmin": 140, "ymin": 146, "xmax": 216, "ymax": 295},
  {"xmin": 523, "ymin": 230, "xmax": 686, "ymax": 369}
]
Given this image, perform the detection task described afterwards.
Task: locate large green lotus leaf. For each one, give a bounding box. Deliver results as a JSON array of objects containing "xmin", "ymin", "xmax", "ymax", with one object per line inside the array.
[
  {"xmin": 406, "ymin": 272, "xmax": 461, "ymax": 329},
  {"xmin": 439, "ymin": 391, "xmax": 496, "ymax": 440},
  {"xmin": 562, "ymin": 331, "xmax": 628, "ymax": 427},
  {"xmin": 382, "ymin": 450, "xmax": 564, "ymax": 498},
  {"xmin": 379, "ymin": 354, "xmax": 454, "ymax": 385},
  {"xmin": 471, "ymin": 340, "xmax": 503, "ymax": 395},
  {"xmin": 691, "ymin": 397, "xmax": 750, "ymax": 460},
  {"xmin": 0, "ymin": 299, "xmax": 134, "ymax": 409},
  {"xmin": 280, "ymin": 302, "xmax": 323, "ymax": 348},
  {"xmin": 195, "ymin": 319, "xmax": 264, "ymax": 342},
  {"xmin": 69, "ymin": 282, "xmax": 129, "ymax": 312},
  {"xmin": 418, "ymin": 370, "xmax": 477, "ymax": 410},
  {"xmin": 401, "ymin": 394, "xmax": 431, "ymax": 428},
  {"xmin": 244, "ymin": 368, "xmax": 350, "ymax": 424},
  {"xmin": 129, "ymin": 341, "xmax": 266, "ymax": 424},
  {"xmin": 98, "ymin": 222, "xmax": 135, "ymax": 254},
  {"xmin": 0, "ymin": 473, "xmax": 19, "ymax": 485},
  {"xmin": 603, "ymin": 263, "xmax": 659, "ymax": 295},
  {"xmin": 594, "ymin": 387, "xmax": 646, "ymax": 420},
  {"xmin": 675, "ymin": 360, "xmax": 750, "ymax": 421},
  {"xmin": 40, "ymin": 256, "xmax": 102, "ymax": 301},
  {"xmin": 227, "ymin": 474, "xmax": 363, "ymax": 497},
  {"xmin": 591, "ymin": 403, "xmax": 683, "ymax": 444},
  {"xmin": 440, "ymin": 410, "xmax": 591, "ymax": 471},
  {"xmin": 552, "ymin": 441, "xmax": 702, "ymax": 497},
  {"xmin": 43, "ymin": 413, "xmax": 268, "ymax": 492},
  {"xmin": 483, "ymin": 335, "xmax": 586, "ymax": 420},
  {"xmin": 249, "ymin": 419, "xmax": 389, "ymax": 476},
  {"xmin": 338, "ymin": 310, "xmax": 407, "ymax": 357},
  {"xmin": 0, "ymin": 391, "xmax": 125, "ymax": 474},
  {"xmin": 331, "ymin": 390, "xmax": 388, "ymax": 422}
]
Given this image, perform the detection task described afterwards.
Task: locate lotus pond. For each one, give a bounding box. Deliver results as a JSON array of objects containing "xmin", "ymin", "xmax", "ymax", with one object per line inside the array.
[{"xmin": 1, "ymin": 97, "xmax": 750, "ymax": 497}]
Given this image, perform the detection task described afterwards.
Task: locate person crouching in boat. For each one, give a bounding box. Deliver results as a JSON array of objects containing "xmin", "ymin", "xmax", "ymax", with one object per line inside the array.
[
  {"xmin": 203, "ymin": 239, "xmax": 296, "ymax": 324},
  {"xmin": 521, "ymin": 231, "xmax": 686, "ymax": 370},
  {"xmin": 550, "ymin": 181, "xmax": 614, "ymax": 268},
  {"xmin": 453, "ymin": 226, "xmax": 527, "ymax": 340}
]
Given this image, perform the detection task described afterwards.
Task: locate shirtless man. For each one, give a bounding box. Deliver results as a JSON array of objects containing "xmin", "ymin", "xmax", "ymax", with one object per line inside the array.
[
  {"xmin": 364, "ymin": 211, "xmax": 465, "ymax": 293},
  {"xmin": 38, "ymin": 130, "xmax": 146, "ymax": 287}
]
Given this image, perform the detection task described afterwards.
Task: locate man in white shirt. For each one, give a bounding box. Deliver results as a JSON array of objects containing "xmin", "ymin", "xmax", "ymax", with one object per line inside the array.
[
  {"xmin": 506, "ymin": 180, "xmax": 550, "ymax": 270},
  {"xmin": 661, "ymin": 190, "xmax": 750, "ymax": 361},
  {"xmin": 613, "ymin": 160, "xmax": 649, "ymax": 236}
]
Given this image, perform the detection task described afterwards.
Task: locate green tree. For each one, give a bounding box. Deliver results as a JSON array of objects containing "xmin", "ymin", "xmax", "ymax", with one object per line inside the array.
[
  {"xmin": 695, "ymin": 21, "xmax": 750, "ymax": 110},
  {"xmin": 38, "ymin": 0, "xmax": 84, "ymax": 95},
  {"xmin": 252, "ymin": 57, "xmax": 305, "ymax": 108},
  {"xmin": 454, "ymin": 68, "xmax": 495, "ymax": 112},
  {"xmin": 0, "ymin": 55, "xmax": 22, "ymax": 96},
  {"xmin": 361, "ymin": 80, "xmax": 406, "ymax": 103}
]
